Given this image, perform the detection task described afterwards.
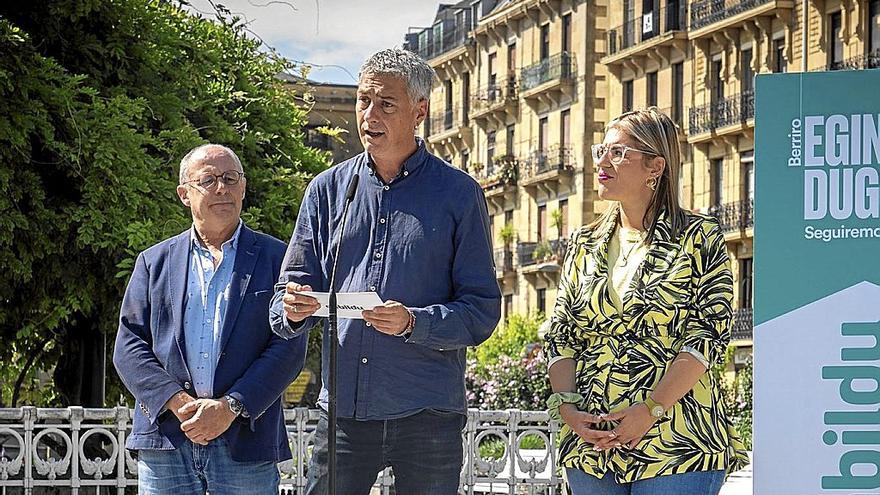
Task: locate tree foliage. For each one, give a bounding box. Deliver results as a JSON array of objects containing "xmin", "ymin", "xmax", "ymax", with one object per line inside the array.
[{"xmin": 0, "ymin": 0, "xmax": 328, "ymax": 406}]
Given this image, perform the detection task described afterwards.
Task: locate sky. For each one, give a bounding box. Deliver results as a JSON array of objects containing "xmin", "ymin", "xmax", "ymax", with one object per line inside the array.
[{"xmin": 183, "ymin": 0, "xmax": 441, "ymax": 85}]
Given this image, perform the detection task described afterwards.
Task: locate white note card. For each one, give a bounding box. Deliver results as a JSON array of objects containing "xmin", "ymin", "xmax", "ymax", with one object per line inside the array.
[{"xmin": 296, "ymin": 291, "xmax": 384, "ymax": 319}]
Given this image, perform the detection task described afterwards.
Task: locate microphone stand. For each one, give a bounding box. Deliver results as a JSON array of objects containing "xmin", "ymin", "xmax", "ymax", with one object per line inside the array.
[{"xmin": 327, "ymin": 174, "xmax": 359, "ymax": 495}]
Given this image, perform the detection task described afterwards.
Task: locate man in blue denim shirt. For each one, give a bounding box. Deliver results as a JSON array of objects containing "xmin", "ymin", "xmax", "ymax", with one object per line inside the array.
[{"xmin": 269, "ymin": 49, "xmax": 501, "ymax": 494}]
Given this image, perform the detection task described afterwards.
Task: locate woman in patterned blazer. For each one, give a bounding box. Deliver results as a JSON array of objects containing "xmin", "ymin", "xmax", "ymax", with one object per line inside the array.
[{"xmin": 544, "ymin": 108, "xmax": 749, "ymax": 494}]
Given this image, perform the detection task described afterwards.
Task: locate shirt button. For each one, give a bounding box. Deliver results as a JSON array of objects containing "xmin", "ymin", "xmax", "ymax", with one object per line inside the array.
[
  {"xmin": 369, "ymin": 286, "xmax": 376, "ymax": 291},
  {"xmin": 206, "ymin": 318, "xmax": 212, "ymax": 323},
  {"xmin": 202, "ymin": 353, "xmax": 209, "ymax": 359},
  {"xmin": 403, "ymin": 171, "xmax": 409, "ymax": 176},
  {"xmin": 375, "ymin": 252, "xmax": 382, "ymax": 259},
  {"xmin": 379, "ymin": 218, "xmax": 386, "ymax": 224},
  {"xmin": 365, "ymin": 322, "xmax": 372, "ymax": 327},
  {"xmin": 383, "ymin": 185, "xmax": 390, "ymax": 191},
  {"xmin": 361, "ymin": 358, "xmax": 368, "ymax": 364},
  {"xmin": 184, "ymin": 382, "xmax": 192, "ymax": 390}
]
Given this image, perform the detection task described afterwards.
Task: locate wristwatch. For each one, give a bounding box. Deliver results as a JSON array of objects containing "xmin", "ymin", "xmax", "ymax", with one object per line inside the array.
[
  {"xmin": 643, "ymin": 395, "xmax": 666, "ymax": 419},
  {"xmin": 224, "ymin": 395, "xmax": 245, "ymax": 417}
]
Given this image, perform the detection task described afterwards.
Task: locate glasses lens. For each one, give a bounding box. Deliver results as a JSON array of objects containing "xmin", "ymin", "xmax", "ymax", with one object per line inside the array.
[
  {"xmin": 609, "ymin": 145, "xmax": 626, "ymax": 164},
  {"xmin": 591, "ymin": 144, "xmax": 606, "ymax": 164},
  {"xmin": 197, "ymin": 175, "xmax": 217, "ymax": 189},
  {"xmin": 220, "ymin": 171, "xmax": 241, "ymax": 186}
]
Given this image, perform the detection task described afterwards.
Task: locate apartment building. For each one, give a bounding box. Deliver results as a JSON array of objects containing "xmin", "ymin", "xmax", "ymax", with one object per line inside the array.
[{"xmin": 404, "ymin": 0, "xmax": 609, "ymax": 322}]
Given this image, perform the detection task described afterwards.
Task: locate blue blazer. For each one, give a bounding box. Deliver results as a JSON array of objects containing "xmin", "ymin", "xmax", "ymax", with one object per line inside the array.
[{"xmin": 113, "ymin": 225, "xmax": 306, "ymax": 462}]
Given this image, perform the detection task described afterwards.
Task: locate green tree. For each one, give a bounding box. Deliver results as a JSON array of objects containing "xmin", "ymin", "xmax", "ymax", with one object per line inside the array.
[{"xmin": 0, "ymin": 0, "xmax": 328, "ymax": 407}]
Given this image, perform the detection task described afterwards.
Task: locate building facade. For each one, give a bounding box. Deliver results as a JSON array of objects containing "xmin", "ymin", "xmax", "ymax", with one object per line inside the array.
[{"xmin": 405, "ymin": 0, "xmax": 880, "ymax": 361}]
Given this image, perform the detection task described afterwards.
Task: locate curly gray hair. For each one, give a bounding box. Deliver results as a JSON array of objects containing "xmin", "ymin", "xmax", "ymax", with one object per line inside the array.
[{"xmin": 359, "ymin": 48, "xmax": 436, "ymax": 103}]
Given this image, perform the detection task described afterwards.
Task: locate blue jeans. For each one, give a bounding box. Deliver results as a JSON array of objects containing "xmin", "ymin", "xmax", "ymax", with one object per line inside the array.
[
  {"xmin": 566, "ymin": 468, "xmax": 725, "ymax": 495},
  {"xmin": 306, "ymin": 409, "xmax": 466, "ymax": 495},
  {"xmin": 137, "ymin": 437, "xmax": 280, "ymax": 495}
]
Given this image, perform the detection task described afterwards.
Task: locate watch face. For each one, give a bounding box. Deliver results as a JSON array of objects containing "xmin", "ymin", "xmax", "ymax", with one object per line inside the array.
[{"xmin": 651, "ymin": 405, "xmax": 665, "ymax": 418}]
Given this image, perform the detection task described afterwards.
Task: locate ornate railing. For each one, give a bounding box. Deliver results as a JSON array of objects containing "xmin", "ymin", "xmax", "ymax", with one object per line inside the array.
[
  {"xmin": 732, "ymin": 307, "xmax": 754, "ymax": 341},
  {"xmin": 520, "ymin": 53, "xmax": 576, "ymax": 92},
  {"xmin": 0, "ymin": 407, "xmax": 562, "ymax": 494},
  {"xmin": 518, "ymin": 239, "xmax": 568, "ymax": 268},
  {"xmin": 708, "ymin": 199, "xmax": 754, "ymax": 233},
  {"xmin": 827, "ymin": 51, "xmax": 880, "ymax": 71},
  {"xmin": 430, "ymin": 105, "xmax": 465, "ymax": 136},
  {"xmin": 494, "ymin": 248, "xmax": 514, "ymax": 273},
  {"xmin": 607, "ymin": 3, "xmax": 687, "ymax": 56},
  {"xmin": 523, "ymin": 145, "xmax": 575, "ymax": 179},
  {"xmin": 688, "ymin": 90, "xmax": 754, "ymax": 136},
  {"xmin": 689, "ymin": 0, "xmax": 773, "ymax": 31},
  {"xmin": 470, "ymin": 78, "xmax": 518, "ymax": 111}
]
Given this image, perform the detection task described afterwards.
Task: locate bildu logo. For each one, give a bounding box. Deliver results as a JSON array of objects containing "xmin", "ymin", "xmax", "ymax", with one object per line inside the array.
[{"xmin": 821, "ymin": 321, "xmax": 880, "ymax": 490}]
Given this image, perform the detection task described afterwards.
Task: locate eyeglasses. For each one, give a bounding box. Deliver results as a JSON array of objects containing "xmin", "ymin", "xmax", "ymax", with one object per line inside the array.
[
  {"xmin": 183, "ymin": 171, "xmax": 245, "ymax": 190},
  {"xmin": 591, "ymin": 143, "xmax": 657, "ymax": 165}
]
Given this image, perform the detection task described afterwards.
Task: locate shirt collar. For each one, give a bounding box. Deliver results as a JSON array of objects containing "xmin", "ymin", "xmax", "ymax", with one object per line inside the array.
[
  {"xmin": 190, "ymin": 220, "xmax": 243, "ymax": 253},
  {"xmin": 365, "ymin": 137, "xmax": 428, "ymax": 183}
]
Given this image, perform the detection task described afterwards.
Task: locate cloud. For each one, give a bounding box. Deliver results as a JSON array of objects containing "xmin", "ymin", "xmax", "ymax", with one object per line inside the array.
[{"xmin": 185, "ymin": 0, "xmax": 440, "ymax": 84}]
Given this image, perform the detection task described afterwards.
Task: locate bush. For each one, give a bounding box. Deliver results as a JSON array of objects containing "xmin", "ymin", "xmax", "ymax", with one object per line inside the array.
[{"xmin": 467, "ymin": 313, "xmax": 550, "ymax": 411}]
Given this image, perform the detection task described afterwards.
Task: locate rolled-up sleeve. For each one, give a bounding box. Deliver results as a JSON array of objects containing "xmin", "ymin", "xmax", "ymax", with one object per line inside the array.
[
  {"xmin": 677, "ymin": 221, "xmax": 733, "ymax": 366},
  {"xmin": 270, "ymin": 185, "xmax": 324, "ymax": 340}
]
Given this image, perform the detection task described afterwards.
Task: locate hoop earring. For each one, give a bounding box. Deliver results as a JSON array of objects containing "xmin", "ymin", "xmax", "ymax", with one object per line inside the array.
[{"xmin": 646, "ymin": 176, "xmax": 657, "ymax": 191}]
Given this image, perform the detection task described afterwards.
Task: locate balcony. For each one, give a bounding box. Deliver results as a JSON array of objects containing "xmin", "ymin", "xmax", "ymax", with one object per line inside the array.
[
  {"xmin": 494, "ymin": 248, "xmax": 515, "ymax": 280},
  {"xmin": 519, "ymin": 53, "xmax": 576, "ymax": 106},
  {"xmin": 826, "ymin": 51, "xmax": 880, "ymax": 72},
  {"xmin": 520, "ymin": 145, "xmax": 576, "ymax": 196},
  {"xmin": 415, "ymin": 24, "xmax": 472, "ymax": 62},
  {"xmin": 469, "ymin": 77, "xmax": 518, "ymax": 127},
  {"xmin": 708, "ymin": 199, "xmax": 754, "ymax": 236},
  {"xmin": 479, "ymin": 157, "xmax": 519, "ymax": 213},
  {"xmin": 427, "ymin": 104, "xmax": 472, "ymax": 150},
  {"xmin": 688, "ymin": 0, "xmax": 793, "ymax": 40},
  {"xmin": 732, "ymin": 307, "xmax": 754, "ymax": 341},
  {"xmin": 604, "ymin": 4, "xmax": 688, "ymax": 66},
  {"xmin": 518, "ymin": 238, "xmax": 568, "ymax": 284},
  {"xmin": 688, "ymin": 90, "xmax": 754, "ymax": 142}
]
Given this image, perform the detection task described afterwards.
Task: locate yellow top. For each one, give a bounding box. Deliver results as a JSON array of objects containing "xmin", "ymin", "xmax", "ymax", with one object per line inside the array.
[
  {"xmin": 545, "ymin": 209, "xmax": 749, "ymax": 482},
  {"xmin": 606, "ymin": 225, "xmax": 649, "ymax": 313}
]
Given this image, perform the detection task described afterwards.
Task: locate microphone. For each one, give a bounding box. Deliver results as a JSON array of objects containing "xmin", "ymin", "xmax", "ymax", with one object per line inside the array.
[{"xmin": 327, "ymin": 172, "xmax": 358, "ymax": 495}]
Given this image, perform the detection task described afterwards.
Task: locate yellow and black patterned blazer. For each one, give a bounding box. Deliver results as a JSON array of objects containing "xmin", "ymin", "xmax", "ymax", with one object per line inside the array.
[{"xmin": 545, "ymin": 208, "xmax": 749, "ymax": 482}]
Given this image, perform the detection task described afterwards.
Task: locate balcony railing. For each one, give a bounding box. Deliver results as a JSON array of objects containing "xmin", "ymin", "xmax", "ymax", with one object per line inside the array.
[
  {"xmin": 520, "ymin": 53, "xmax": 576, "ymax": 92},
  {"xmin": 607, "ymin": 3, "xmax": 687, "ymax": 56},
  {"xmin": 494, "ymin": 248, "xmax": 515, "ymax": 273},
  {"xmin": 688, "ymin": 90, "xmax": 754, "ymax": 136},
  {"xmin": 0, "ymin": 407, "xmax": 562, "ymax": 493},
  {"xmin": 429, "ymin": 105, "xmax": 465, "ymax": 136},
  {"xmin": 518, "ymin": 238, "xmax": 568, "ymax": 268},
  {"xmin": 689, "ymin": 0, "xmax": 773, "ymax": 31},
  {"xmin": 708, "ymin": 199, "xmax": 754, "ymax": 233},
  {"xmin": 827, "ymin": 51, "xmax": 880, "ymax": 71},
  {"xmin": 416, "ymin": 24, "xmax": 471, "ymax": 61},
  {"xmin": 470, "ymin": 78, "xmax": 518, "ymax": 112},
  {"xmin": 522, "ymin": 145, "xmax": 575, "ymax": 179},
  {"xmin": 732, "ymin": 307, "xmax": 754, "ymax": 340}
]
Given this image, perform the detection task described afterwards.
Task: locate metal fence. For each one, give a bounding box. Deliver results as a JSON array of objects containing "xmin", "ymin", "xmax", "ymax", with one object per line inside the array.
[
  {"xmin": 520, "ymin": 53, "xmax": 576, "ymax": 92},
  {"xmin": 607, "ymin": 3, "xmax": 687, "ymax": 56},
  {"xmin": 689, "ymin": 0, "xmax": 773, "ymax": 31},
  {"xmin": 688, "ymin": 90, "xmax": 754, "ymax": 136},
  {"xmin": 708, "ymin": 199, "xmax": 754, "ymax": 233},
  {"xmin": 0, "ymin": 407, "xmax": 562, "ymax": 494}
]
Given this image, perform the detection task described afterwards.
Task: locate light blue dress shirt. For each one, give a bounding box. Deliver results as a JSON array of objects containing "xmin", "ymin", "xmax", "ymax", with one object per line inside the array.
[{"xmin": 184, "ymin": 222, "xmax": 242, "ymax": 398}]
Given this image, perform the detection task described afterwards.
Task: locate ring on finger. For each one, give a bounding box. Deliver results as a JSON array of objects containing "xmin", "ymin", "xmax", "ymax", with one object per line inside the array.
[{"xmin": 292, "ymin": 305, "xmax": 298, "ymax": 313}]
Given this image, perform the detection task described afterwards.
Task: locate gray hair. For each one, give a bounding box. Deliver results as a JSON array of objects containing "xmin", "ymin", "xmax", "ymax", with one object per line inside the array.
[
  {"xmin": 359, "ymin": 48, "xmax": 435, "ymax": 102},
  {"xmin": 178, "ymin": 144, "xmax": 243, "ymax": 183}
]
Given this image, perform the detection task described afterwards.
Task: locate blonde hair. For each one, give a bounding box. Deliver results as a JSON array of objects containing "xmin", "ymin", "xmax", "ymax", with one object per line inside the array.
[{"xmin": 592, "ymin": 107, "xmax": 685, "ymax": 242}]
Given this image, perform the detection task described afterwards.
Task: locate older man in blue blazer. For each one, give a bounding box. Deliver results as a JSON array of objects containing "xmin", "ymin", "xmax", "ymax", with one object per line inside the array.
[{"xmin": 114, "ymin": 144, "xmax": 306, "ymax": 495}]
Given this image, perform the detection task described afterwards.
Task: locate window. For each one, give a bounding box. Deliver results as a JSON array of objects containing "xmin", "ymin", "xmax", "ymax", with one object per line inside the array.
[
  {"xmin": 623, "ymin": 0, "xmax": 634, "ymax": 47},
  {"xmin": 507, "ymin": 41, "xmax": 517, "ymax": 76},
  {"xmin": 537, "ymin": 288, "xmax": 547, "ymax": 314},
  {"xmin": 461, "ymin": 149, "xmax": 470, "ymax": 173},
  {"xmin": 561, "ymin": 110, "xmax": 571, "ymax": 149},
  {"xmin": 772, "ymin": 37, "xmax": 786, "ymax": 73},
  {"xmin": 711, "ymin": 158, "xmax": 725, "ymax": 208},
  {"xmin": 871, "ymin": 0, "xmax": 880, "ymax": 56},
  {"xmin": 647, "ymin": 71, "xmax": 658, "ymax": 107},
  {"xmin": 623, "ymin": 80, "xmax": 634, "ymax": 111},
  {"xmin": 487, "ymin": 131, "xmax": 496, "ymax": 174},
  {"xmin": 462, "ymin": 72, "xmax": 470, "ymax": 125},
  {"xmin": 541, "ymin": 24, "xmax": 550, "ymax": 60},
  {"xmin": 559, "ymin": 199, "xmax": 569, "ymax": 237},
  {"xmin": 488, "ymin": 52, "xmax": 498, "ymax": 99},
  {"xmin": 506, "ymin": 124, "xmax": 515, "ymax": 156},
  {"xmin": 504, "ymin": 209, "xmax": 513, "ymax": 226},
  {"xmin": 711, "ymin": 58, "xmax": 724, "ymax": 102},
  {"xmin": 667, "ymin": 0, "xmax": 682, "ymax": 31},
  {"xmin": 562, "ymin": 14, "xmax": 572, "ymax": 53},
  {"xmin": 538, "ymin": 204, "xmax": 547, "ymax": 242},
  {"xmin": 829, "ymin": 12, "xmax": 843, "ymax": 69},
  {"xmin": 433, "ymin": 23, "xmax": 443, "ymax": 54},
  {"xmin": 504, "ymin": 294, "xmax": 513, "ymax": 320},
  {"xmin": 444, "ymin": 80, "xmax": 453, "ymax": 129},
  {"xmin": 472, "ymin": 2, "xmax": 481, "ymax": 28},
  {"xmin": 741, "ymin": 48, "xmax": 754, "ymax": 94},
  {"xmin": 741, "ymin": 150, "xmax": 754, "ymax": 201},
  {"xmin": 739, "ymin": 258, "xmax": 753, "ymax": 309},
  {"xmin": 672, "ymin": 62, "xmax": 684, "ymax": 125},
  {"xmin": 539, "ymin": 117, "xmax": 549, "ymax": 152}
]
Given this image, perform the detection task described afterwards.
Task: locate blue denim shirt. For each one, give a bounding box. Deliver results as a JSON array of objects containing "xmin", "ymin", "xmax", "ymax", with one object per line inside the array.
[
  {"xmin": 269, "ymin": 139, "xmax": 501, "ymax": 420},
  {"xmin": 185, "ymin": 222, "xmax": 242, "ymax": 399}
]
